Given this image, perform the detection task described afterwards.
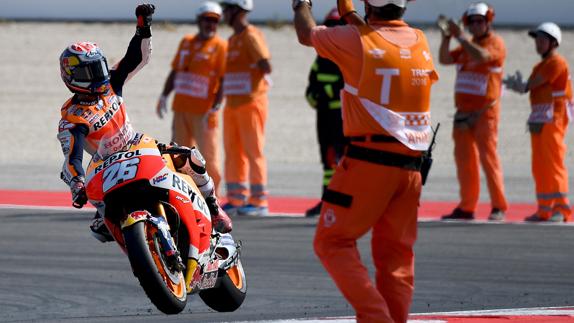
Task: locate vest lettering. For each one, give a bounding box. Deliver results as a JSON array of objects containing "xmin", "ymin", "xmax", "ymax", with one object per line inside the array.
[{"xmin": 375, "ymin": 68, "xmax": 399, "ymax": 105}]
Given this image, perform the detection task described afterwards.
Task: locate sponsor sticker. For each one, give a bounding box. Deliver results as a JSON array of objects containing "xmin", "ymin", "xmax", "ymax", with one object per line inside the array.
[{"xmin": 152, "ymin": 173, "xmax": 168, "ymax": 185}]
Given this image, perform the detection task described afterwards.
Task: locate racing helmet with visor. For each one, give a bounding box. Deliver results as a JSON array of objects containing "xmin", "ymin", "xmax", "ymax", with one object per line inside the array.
[{"xmin": 60, "ymin": 42, "xmax": 110, "ymax": 95}]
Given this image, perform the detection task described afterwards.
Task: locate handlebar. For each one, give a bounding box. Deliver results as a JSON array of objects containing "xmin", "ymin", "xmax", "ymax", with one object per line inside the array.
[{"xmin": 157, "ymin": 144, "xmax": 190, "ymax": 155}]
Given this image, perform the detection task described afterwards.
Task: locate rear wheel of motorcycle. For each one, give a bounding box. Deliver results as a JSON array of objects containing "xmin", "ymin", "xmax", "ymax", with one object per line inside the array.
[
  {"xmin": 199, "ymin": 259, "xmax": 247, "ymax": 312},
  {"xmin": 124, "ymin": 221, "xmax": 187, "ymax": 314}
]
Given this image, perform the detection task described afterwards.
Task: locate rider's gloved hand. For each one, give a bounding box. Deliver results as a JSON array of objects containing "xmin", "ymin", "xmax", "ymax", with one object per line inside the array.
[
  {"xmin": 157, "ymin": 95, "xmax": 167, "ymax": 119},
  {"xmin": 135, "ymin": 3, "xmax": 155, "ymax": 38},
  {"xmin": 70, "ymin": 176, "xmax": 88, "ymax": 209}
]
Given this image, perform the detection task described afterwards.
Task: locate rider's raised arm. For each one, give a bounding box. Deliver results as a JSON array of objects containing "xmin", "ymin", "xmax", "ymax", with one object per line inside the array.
[{"xmin": 110, "ymin": 4, "xmax": 155, "ymax": 95}]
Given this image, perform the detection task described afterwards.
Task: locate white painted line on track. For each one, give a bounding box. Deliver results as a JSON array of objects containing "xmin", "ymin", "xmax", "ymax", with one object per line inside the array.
[
  {"xmin": 228, "ymin": 306, "xmax": 574, "ymax": 323},
  {"xmin": 230, "ymin": 318, "xmax": 355, "ymax": 323},
  {"xmin": 409, "ymin": 305, "xmax": 574, "ymax": 316}
]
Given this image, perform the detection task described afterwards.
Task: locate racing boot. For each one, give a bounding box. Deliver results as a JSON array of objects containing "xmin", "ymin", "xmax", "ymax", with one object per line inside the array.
[
  {"xmin": 206, "ymin": 196, "xmax": 233, "ymax": 233},
  {"xmin": 173, "ymin": 145, "xmax": 233, "ymax": 233},
  {"xmin": 90, "ymin": 212, "xmax": 114, "ymax": 242}
]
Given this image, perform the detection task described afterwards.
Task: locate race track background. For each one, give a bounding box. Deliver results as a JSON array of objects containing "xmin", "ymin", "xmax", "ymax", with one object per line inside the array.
[{"xmin": 0, "ymin": 22, "xmax": 573, "ymax": 322}]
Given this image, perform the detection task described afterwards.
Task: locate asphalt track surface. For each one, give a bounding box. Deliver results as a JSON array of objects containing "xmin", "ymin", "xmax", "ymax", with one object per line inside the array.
[{"xmin": 1, "ymin": 207, "xmax": 573, "ymax": 323}]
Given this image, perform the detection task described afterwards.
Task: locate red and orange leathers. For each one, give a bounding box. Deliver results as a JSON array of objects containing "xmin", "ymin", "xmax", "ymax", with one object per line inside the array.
[
  {"xmin": 223, "ymin": 25, "xmax": 270, "ymax": 207},
  {"xmin": 311, "ymin": 20, "xmax": 438, "ymax": 323},
  {"xmin": 528, "ymin": 53, "xmax": 572, "ymax": 221},
  {"xmin": 449, "ymin": 32, "xmax": 508, "ymax": 213},
  {"xmin": 58, "ymin": 94, "xmax": 135, "ymax": 180},
  {"xmin": 170, "ymin": 34, "xmax": 227, "ymax": 195}
]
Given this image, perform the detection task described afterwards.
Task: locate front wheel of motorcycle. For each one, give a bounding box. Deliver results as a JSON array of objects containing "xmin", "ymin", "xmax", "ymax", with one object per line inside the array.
[
  {"xmin": 123, "ymin": 221, "xmax": 187, "ymax": 314},
  {"xmin": 199, "ymin": 259, "xmax": 247, "ymax": 312}
]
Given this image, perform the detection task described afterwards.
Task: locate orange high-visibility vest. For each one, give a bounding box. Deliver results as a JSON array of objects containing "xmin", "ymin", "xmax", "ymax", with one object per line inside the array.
[
  {"xmin": 529, "ymin": 53, "xmax": 573, "ymax": 123},
  {"xmin": 171, "ymin": 35, "xmax": 227, "ymax": 114},
  {"xmin": 223, "ymin": 25, "xmax": 270, "ymax": 107},
  {"xmin": 451, "ymin": 32, "xmax": 505, "ymax": 111},
  {"xmin": 343, "ymin": 24, "xmax": 438, "ymax": 150}
]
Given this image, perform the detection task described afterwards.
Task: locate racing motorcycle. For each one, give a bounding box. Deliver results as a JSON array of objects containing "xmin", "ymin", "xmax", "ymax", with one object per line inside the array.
[{"xmin": 84, "ymin": 133, "xmax": 246, "ymax": 314}]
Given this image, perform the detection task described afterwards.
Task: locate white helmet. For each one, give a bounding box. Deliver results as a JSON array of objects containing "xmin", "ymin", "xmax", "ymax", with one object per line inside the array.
[
  {"xmin": 462, "ymin": 2, "xmax": 495, "ymax": 25},
  {"xmin": 529, "ymin": 22, "xmax": 562, "ymax": 45},
  {"xmin": 221, "ymin": 0, "xmax": 253, "ymax": 11},
  {"xmin": 366, "ymin": 0, "xmax": 406, "ymax": 8},
  {"xmin": 197, "ymin": 1, "xmax": 223, "ymax": 18}
]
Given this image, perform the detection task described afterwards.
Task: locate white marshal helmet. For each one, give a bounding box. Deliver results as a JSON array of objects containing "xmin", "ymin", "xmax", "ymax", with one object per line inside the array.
[
  {"xmin": 220, "ymin": 0, "xmax": 253, "ymax": 11},
  {"xmin": 466, "ymin": 2, "xmax": 489, "ymax": 17},
  {"xmin": 366, "ymin": 0, "xmax": 407, "ymax": 7},
  {"xmin": 529, "ymin": 22, "xmax": 562, "ymax": 45},
  {"xmin": 462, "ymin": 2, "xmax": 495, "ymax": 25},
  {"xmin": 197, "ymin": 1, "xmax": 223, "ymax": 18}
]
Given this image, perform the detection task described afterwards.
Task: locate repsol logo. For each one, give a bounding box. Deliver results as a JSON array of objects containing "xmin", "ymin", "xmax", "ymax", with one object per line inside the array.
[
  {"xmin": 172, "ymin": 174, "xmax": 195, "ymax": 197},
  {"xmin": 94, "ymin": 150, "xmax": 142, "ymax": 174},
  {"xmin": 93, "ymin": 102, "xmax": 121, "ymax": 131}
]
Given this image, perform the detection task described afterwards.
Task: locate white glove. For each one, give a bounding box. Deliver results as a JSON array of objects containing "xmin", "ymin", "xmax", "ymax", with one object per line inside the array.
[
  {"xmin": 437, "ymin": 15, "xmax": 451, "ymax": 37},
  {"xmin": 156, "ymin": 95, "xmax": 168, "ymax": 119},
  {"xmin": 503, "ymin": 71, "xmax": 527, "ymax": 94},
  {"xmin": 202, "ymin": 106, "xmax": 219, "ymax": 129}
]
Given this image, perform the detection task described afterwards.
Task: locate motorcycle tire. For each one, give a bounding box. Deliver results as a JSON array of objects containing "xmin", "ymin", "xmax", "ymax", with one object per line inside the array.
[
  {"xmin": 199, "ymin": 259, "xmax": 247, "ymax": 312},
  {"xmin": 124, "ymin": 221, "xmax": 187, "ymax": 314}
]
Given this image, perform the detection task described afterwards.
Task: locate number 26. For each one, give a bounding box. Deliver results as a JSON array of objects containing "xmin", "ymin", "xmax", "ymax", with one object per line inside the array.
[{"xmin": 103, "ymin": 158, "xmax": 140, "ymax": 192}]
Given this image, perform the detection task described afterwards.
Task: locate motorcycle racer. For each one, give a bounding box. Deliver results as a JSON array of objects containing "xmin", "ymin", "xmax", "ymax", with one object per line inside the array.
[{"xmin": 56, "ymin": 4, "xmax": 232, "ymax": 242}]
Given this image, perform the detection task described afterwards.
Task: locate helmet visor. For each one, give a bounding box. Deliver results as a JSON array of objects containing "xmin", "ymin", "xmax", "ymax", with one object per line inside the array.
[{"xmin": 74, "ymin": 59, "xmax": 109, "ymax": 82}]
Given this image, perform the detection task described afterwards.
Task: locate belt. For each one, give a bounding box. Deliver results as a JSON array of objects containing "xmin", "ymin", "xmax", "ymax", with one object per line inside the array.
[
  {"xmin": 345, "ymin": 144, "xmax": 422, "ymax": 171},
  {"xmin": 346, "ymin": 134, "xmax": 399, "ymax": 143}
]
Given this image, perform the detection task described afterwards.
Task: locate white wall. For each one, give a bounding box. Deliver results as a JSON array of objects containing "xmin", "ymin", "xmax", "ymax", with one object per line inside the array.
[{"xmin": 2, "ymin": 0, "xmax": 573, "ymax": 26}]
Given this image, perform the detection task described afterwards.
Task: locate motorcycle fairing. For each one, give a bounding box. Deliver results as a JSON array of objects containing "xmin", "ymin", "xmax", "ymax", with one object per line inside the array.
[
  {"xmin": 85, "ymin": 134, "xmax": 164, "ymax": 202},
  {"xmin": 148, "ymin": 166, "xmax": 212, "ymax": 260}
]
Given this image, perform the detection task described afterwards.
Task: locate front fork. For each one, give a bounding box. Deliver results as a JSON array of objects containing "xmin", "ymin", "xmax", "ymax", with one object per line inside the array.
[
  {"xmin": 155, "ymin": 203, "xmax": 197, "ymax": 293},
  {"xmin": 121, "ymin": 205, "xmax": 185, "ymax": 272}
]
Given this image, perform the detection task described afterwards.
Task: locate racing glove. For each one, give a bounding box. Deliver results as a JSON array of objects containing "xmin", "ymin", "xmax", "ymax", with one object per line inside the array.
[
  {"xmin": 70, "ymin": 176, "xmax": 88, "ymax": 209},
  {"xmin": 135, "ymin": 3, "xmax": 155, "ymax": 38}
]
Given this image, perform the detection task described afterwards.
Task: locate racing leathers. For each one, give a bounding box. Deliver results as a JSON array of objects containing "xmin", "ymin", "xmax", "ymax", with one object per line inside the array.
[
  {"xmin": 57, "ymin": 27, "xmax": 231, "ymax": 236},
  {"xmin": 58, "ymin": 32, "xmax": 151, "ymax": 193}
]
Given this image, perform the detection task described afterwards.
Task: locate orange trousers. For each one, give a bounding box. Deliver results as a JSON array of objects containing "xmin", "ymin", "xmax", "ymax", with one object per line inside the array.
[
  {"xmin": 531, "ymin": 103, "xmax": 571, "ymax": 221},
  {"xmin": 314, "ymin": 156, "xmax": 420, "ymax": 323},
  {"xmin": 223, "ymin": 95, "xmax": 268, "ymax": 207},
  {"xmin": 453, "ymin": 105, "xmax": 508, "ymax": 212},
  {"xmin": 172, "ymin": 111, "xmax": 221, "ymax": 197}
]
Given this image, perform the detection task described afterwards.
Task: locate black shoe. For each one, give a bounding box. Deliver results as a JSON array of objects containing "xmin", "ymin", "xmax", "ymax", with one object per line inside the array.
[
  {"xmin": 305, "ymin": 202, "xmax": 322, "ymax": 218},
  {"xmin": 524, "ymin": 213, "xmax": 546, "ymax": 222},
  {"xmin": 441, "ymin": 207, "xmax": 475, "ymax": 220},
  {"xmin": 90, "ymin": 214, "xmax": 114, "ymax": 242}
]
